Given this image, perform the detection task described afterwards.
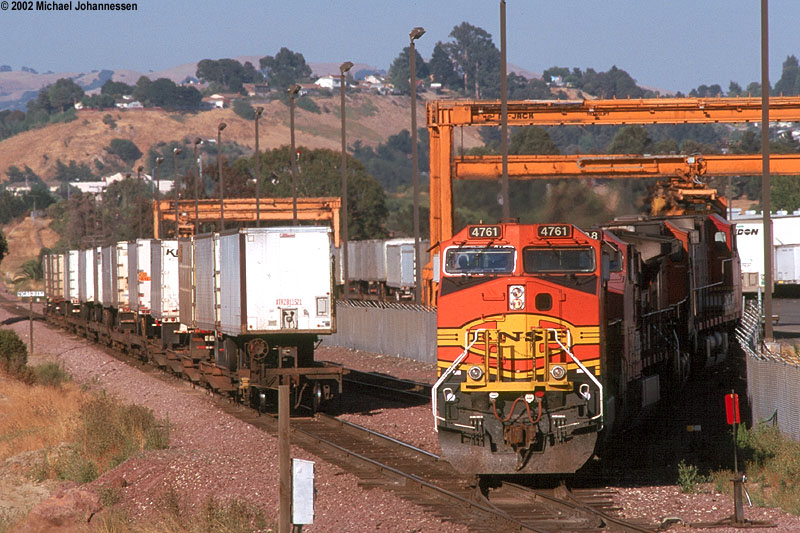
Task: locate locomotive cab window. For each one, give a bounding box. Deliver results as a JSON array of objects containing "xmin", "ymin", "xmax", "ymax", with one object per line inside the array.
[
  {"xmin": 523, "ymin": 247, "xmax": 596, "ymax": 273},
  {"xmin": 444, "ymin": 247, "xmax": 515, "ymax": 275}
]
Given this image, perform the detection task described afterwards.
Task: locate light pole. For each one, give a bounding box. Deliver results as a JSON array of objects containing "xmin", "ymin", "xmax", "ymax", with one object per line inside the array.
[
  {"xmin": 154, "ymin": 157, "xmax": 164, "ymax": 238},
  {"xmin": 137, "ymin": 165, "xmax": 144, "ymax": 238},
  {"xmin": 340, "ymin": 61, "xmax": 353, "ymax": 298},
  {"xmin": 173, "ymin": 147, "xmax": 182, "ymax": 238},
  {"xmin": 254, "ymin": 107, "xmax": 263, "ymax": 227},
  {"xmin": 217, "ymin": 122, "xmax": 227, "ymax": 230},
  {"xmin": 289, "ymin": 84, "xmax": 300, "ymax": 225},
  {"xmin": 193, "ymin": 137, "xmax": 202, "ymax": 235},
  {"xmin": 410, "ymin": 26, "xmax": 425, "ymax": 304},
  {"xmin": 500, "ymin": 0, "xmax": 510, "ymax": 219}
]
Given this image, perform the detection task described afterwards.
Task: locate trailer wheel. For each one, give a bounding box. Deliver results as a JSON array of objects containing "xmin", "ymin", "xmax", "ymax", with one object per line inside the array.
[{"xmin": 312, "ymin": 381, "xmax": 324, "ymax": 413}]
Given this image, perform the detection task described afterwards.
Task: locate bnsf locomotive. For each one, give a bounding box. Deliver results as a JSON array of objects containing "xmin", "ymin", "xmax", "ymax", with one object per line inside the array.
[
  {"xmin": 433, "ymin": 215, "xmax": 741, "ymax": 474},
  {"xmin": 42, "ymin": 226, "xmax": 342, "ymax": 413}
]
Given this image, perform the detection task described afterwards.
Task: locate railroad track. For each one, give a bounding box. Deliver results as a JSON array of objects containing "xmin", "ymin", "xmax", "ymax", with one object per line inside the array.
[
  {"xmin": 2, "ymin": 297, "xmax": 657, "ymax": 532},
  {"xmin": 323, "ymin": 361, "xmax": 432, "ymax": 404}
]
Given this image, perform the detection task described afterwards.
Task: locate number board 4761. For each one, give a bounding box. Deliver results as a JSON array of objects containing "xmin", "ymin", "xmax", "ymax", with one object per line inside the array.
[
  {"xmin": 468, "ymin": 225, "xmax": 502, "ymax": 239},
  {"xmin": 537, "ymin": 225, "xmax": 572, "ymax": 238}
]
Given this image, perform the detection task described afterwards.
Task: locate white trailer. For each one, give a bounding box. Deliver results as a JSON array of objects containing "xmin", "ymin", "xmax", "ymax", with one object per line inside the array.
[
  {"xmin": 65, "ymin": 250, "xmax": 80, "ymax": 306},
  {"xmin": 151, "ymin": 239, "xmax": 179, "ymax": 323},
  {"xmin": 218, "ymin": 227, "xmax": 334, "ymax": 335},
  {"xmin": 78, "ymin": 249, "xmax": 95, "ymax": 304},
  {"xmin": 111, "ymin": 242, "xmax": 130, "ymax": 311},
  {"xmin": 128, "ymin": 239, "xmax": 152, "ymax": 314},
  {"xmin": 776, "ymin": 244, "xmax": 800, "ymax": 284},
  {"xmin": 734, "ymin": 210, "xmax": 800, "ymax": 292}
]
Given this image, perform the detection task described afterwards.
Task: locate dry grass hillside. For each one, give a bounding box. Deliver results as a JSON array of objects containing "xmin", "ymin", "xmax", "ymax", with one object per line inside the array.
[
  {"xmin": 0, "ymin": 93, "xmax": 483, "ymax": 181},
  {"xmin": 0, "ymin": 215, "xmax": 60, "ymax": 286}
]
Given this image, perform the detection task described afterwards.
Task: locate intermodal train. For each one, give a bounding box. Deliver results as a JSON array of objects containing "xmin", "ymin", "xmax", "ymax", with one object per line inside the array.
[
  {"xmin": 42, "ymin": 227, "xmax": 343, "ymax": 413},
  {"xmin": 432, "ymin": 214, "xmax": 742, "ymax": 474},
  {"xmin": 334, "ymin": 238, "xmax": 430, "ymax": 300}
]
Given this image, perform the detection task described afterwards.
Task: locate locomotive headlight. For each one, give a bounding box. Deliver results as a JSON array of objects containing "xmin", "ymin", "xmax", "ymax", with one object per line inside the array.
[
  {"xmin": 467, "ymin": 365, "xmax": 484, "ymax": 381},
  {"xmin": 508, "ymin": 285, "xmax": 525, "ymax": 310},
  {"xmin": 550, "ymin": 365, "xmax": 567, "ymax": 380}
]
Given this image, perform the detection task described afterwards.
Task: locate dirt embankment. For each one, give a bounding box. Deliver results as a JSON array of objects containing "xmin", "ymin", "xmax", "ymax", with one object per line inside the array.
[{"xmin": 0, "ymin": 215, "xmax": 59, "ymax": 287}]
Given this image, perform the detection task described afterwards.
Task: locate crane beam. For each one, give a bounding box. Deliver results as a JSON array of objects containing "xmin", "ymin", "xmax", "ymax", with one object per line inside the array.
[
  {"xmin": 453, "ymin": 153, "xmax": 800, "ymax": 179},
  {"xmin": 153, "ymin": 197, "xmax": 341, "ymax": 244},
  {"xmin": 429, "ymin": 97, "xmax": 800, "ymax": 126}
]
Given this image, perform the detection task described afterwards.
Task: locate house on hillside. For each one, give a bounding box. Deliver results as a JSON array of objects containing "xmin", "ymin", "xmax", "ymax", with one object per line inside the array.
[
  {"xmin": 204, "ymin": 94, "xmax": 232, "ymax": 109},
  {"xmin": 242, "ymin": 83, "xmax": 270, "ymax": 97},
  {"xmin": 67, "ymin": 172, "xmax": 173, "ymax": 196},
  {"xmin": 314, "ymin": 75, "xmax": 342, "ymax": 90}
]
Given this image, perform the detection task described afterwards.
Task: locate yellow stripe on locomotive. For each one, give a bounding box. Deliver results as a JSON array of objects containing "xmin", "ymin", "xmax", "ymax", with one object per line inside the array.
[{"xmin": 438, "ymin": 313, "xmax": 600, "ymax": 393}]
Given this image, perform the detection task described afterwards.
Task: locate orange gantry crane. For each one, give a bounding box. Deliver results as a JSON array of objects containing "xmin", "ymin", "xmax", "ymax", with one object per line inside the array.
[
  {"xmin": 425, "ymin": 96, "xmax": 800, "ymax": 302},
  {"xmin": 153, "ymin": 197, "xmax": 341, "ymax": 245}
]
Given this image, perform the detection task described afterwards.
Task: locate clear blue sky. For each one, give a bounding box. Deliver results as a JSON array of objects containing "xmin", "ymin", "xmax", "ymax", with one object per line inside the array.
[{"xmin": 4, "ymin": 0, "xmax": 800, "ymax": 93}]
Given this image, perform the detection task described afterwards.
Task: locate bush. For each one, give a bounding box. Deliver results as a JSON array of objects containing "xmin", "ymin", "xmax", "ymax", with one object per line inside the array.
[
  {"xmin": 233, "ymin": 99, "xmax": 255, "ymax": 120},
  {"xmin": 106, "ymin": 138, "xmax": 143, "ymax": 165},
  {"xmin": 677, "ymin": 459, "xmax": 704, "ymax": 493},
  {"xmin": 34, "ymin": 392, "xmax": 170, "ymax": 484},
  {"xmin": 0, "ymin": 329, "xmax": 28, "ymax": 376},
  {"xmin": 296, "ymin": 95, "xmax": 320, "ymax": 114},
  {"xmin": 33, "ymin": 362, "xmax": 71, "ymax": 387}
]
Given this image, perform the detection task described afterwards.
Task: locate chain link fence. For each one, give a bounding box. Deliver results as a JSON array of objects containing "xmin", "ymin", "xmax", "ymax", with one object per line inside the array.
[
  {"xmin": 323, "ymin": 300, "xmax": 437, "ymax": 363},
  {"xmin": 738, "ymin": 300, "xmax": 800, "ymax": 440}
]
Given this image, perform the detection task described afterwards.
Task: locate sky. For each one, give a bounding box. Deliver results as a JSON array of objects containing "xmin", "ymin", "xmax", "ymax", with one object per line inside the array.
[{"xmin": 4, "ymin": 0, "xmax": 800, "ymax": 94}]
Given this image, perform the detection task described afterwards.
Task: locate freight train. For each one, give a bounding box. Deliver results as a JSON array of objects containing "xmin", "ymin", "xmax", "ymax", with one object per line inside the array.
[
  {"xmin": 432, "ymin": 214, "xmax": 741, "ymax": 474},
  {"xmin": 42, "ymin": 227, "xmax": 343, "ymax": 413},
  {"xmin": 334, "ymin": 238, "xmax": 430, "ymax": 300}
]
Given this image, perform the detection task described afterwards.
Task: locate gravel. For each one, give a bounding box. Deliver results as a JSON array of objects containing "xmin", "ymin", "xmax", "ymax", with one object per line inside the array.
[{"xmin": 2, "ymin": 296, "xmax": 800, "ymax": 532}]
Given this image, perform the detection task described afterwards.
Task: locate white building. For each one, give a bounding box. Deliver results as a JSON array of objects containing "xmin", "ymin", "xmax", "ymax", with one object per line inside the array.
[
  {"xmin": 67, "ymin": 171, "xmax": 173, "ymax": 196},
  {"xmin": 314, "ymin": 75, "xmax": 342, "ymax": 90}
]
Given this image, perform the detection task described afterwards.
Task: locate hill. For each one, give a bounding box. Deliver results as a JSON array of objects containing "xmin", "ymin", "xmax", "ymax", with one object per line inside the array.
[
  {"xmin": 0, "ymin": 93, "xmax": 483, "ymax": 182},
  {"xmin": 0, "ymin": 215, "xmax": 59, "ymax": 287}
]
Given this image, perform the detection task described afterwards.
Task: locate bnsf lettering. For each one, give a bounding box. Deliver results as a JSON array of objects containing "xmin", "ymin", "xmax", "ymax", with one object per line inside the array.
[
  {"xmin": 736, "ymin": 228, "xmax": 759, "ymax": 236},
  {"xmin": 473, "ymin": 331, "xmax": 546, "ymax": 343}
]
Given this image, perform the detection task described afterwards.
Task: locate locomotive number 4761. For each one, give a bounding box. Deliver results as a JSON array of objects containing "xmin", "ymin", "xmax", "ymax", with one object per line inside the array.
[
  {"xmin": 537, "ymin": 224, "xmax": 572, "ymax": 238},
  {"xmin": 468, "ymin": 225, "xmax": 502, "ymax": 238}
]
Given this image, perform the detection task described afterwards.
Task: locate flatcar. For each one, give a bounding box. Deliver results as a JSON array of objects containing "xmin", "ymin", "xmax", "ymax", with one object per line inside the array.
[
  {"xmin": 43, "ymin": 226, "xmax": 342, "ymax": 413},
  {"xmin": 432, "ymin": 215, "xmax": 741, "ymax": 474}
]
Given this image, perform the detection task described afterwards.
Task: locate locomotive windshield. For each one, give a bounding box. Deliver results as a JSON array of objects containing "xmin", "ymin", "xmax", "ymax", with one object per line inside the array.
[
  {"xmin": 523, "ymin": 247, "xmax": 596, "ymax": 273},
  {"xmin": 444, "ymin": 247, "xmax": 515, "ymax": 275}
]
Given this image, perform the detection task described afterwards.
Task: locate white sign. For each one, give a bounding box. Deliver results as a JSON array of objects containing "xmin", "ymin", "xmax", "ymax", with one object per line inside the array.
[
  {"xmin": 292, "ymin": 458, "xmax": 315, "ymax": 525},
  {"xmin": 17, "ymin": 291, "xmax": 44, "ymax": 299}
]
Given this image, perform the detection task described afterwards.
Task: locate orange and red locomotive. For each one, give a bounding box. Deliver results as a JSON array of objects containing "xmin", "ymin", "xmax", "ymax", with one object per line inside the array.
[{"xmin": 433, "ymin": 216, "xmax": 741, "ymax": 474}]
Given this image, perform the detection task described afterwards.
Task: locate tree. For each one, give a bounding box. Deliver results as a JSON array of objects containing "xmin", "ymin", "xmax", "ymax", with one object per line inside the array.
[
  {"xmin": 508, "ymin": 75, "xmax": 553, "ymax": 100},
  {"xmin": 48, "ymin": 78, "xmax": 84, "ymax": 112},
  {"xmin": 580, "ymin": 66, "xmax": 646, "ymax": 99},
  {"xmin": 230, "ymin": 146, "xmax": 388, "ymax": 239},
  {"xmin": 81, "ymin": 93, "xmax": 116, "ymax": 110},
  {"xmin": 53, "ymin": 159, "xmax": 97, "ymax": 182},
  {"xmin": 106, "ymin": 138, "xmax": 143, "ymax": 166},
  {"xmin": 101, "ymin": 80, "xmax": 134, "ymax": 96},
  {"xmin": 196, "ymin": 58, "xmax": 264, "ymax": 93},
  {"xmin": 445, "ymin": 22, "xmax": 501, "ymax": 99},
  {"xmin": 259, "ymin": 48, "xmax": 312, "ymax": 91},
  {"xmin": 233, "ymin": 99, "xmax": 256, "ymax": 120},
  {"xmin": 0, "ymin": 230, "xmax": 7, "ymax": 265},
  {"xmin": 510, "ymin": 127, "xmax": 560, "ymax": 155},
  {"xmin": 428, "ymin": 41, "xmax": 460, "ymax": 90},
  {"xmin": 607, "ymin": 125, "xmax": 653, "ymax": 154},
  {"xmin": 387, "ymin": 46, "xmax": 429, "ymax": 93},
  {"xmin": 728, "ymin": 81, "xmax": 744, "ymax": 97},
  {"xmin": 774, "ymin": 55, "xmax": 800, "ymax": 96}
]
